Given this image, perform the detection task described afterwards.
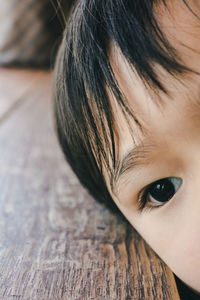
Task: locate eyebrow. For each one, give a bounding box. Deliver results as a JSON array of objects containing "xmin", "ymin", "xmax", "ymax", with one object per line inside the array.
[{"xmin": 110, "ymin": 143, "xmax": 154, "ymax": 194}]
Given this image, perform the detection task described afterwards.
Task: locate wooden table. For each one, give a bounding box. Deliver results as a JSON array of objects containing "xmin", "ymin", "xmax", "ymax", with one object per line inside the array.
[{"xmin": 0, "ymin": 68, "xmax": 181, "ymax": 299}]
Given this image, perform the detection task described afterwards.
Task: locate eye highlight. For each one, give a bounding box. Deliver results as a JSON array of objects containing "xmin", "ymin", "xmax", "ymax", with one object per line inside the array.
[{"xmin": 138, "ymin": 177, "xmax": 183, "ymax": 212}]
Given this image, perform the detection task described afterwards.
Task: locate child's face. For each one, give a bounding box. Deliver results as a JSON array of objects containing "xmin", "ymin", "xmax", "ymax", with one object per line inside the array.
[{"xmin": 106, "ymin": 1, "xmax": 200, "ymax": 294}]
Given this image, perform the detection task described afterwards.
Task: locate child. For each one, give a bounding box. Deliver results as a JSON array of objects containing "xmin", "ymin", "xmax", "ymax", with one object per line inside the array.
[{"xmin": 54, "ymin": 0, "xmax": 200, "ymax": 295}]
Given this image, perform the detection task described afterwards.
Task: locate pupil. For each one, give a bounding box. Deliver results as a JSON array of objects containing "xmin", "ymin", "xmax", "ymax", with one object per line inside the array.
[{"xmin": 149, "ymin": 178, "xmax": 175, "ymax": 203}]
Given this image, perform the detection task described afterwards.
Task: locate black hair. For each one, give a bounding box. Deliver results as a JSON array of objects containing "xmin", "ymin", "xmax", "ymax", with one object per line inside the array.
[{"xmin": 53, "ymin": 0, "xmax": 196, "ymax": 215}]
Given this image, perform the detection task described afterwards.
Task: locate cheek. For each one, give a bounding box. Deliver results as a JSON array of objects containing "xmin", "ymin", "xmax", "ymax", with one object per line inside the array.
[
  {"xmin": 149, "ymin": 227, "xmax": 200, "ymax": 294},
  {"xmin": 118, "ymin": 204, "xmax": 200, "ymax": 294},
  {"xmin": 161, "ymin": 232, "xmax": 200, "ymax": 295}
]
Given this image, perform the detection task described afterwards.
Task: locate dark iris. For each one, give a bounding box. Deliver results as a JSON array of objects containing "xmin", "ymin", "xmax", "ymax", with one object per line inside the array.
[{"xmin": 148, "ymin": 178, "xmax": 175, "ymax": 203}]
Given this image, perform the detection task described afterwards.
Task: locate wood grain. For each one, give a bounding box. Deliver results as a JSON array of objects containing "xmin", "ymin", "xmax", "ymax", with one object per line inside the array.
[{"xmin": 0, "ymin": 68, "xmax": 180, "ymax": 299}]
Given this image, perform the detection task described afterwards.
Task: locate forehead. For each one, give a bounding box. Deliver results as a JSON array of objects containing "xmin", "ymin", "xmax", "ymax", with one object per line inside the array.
[
  {"xmin": 106, "ymin": 51, "xmax": 200, "ymax": 203},
  {"xmin": 109, "ymin": 43, "xmax": 200, "ymax": 153},
  {"xmin": 108, "ymin": 0, "xmax": 200, "ymax": 117},
  {"xmin": 103, "ymin": 1, "xmax": 200, "ymax": 191}
]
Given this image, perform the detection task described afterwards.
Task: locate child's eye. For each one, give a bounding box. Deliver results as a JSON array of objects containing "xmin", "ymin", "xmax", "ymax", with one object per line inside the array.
[{"xmin": 138, "ymin": 177, "xmax": 183, "ymax": 212}]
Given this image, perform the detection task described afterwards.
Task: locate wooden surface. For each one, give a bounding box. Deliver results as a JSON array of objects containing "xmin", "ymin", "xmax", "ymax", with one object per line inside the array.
[{"xmin": 0, "ymin": 68, "xmax": 181, "ymax": 299}]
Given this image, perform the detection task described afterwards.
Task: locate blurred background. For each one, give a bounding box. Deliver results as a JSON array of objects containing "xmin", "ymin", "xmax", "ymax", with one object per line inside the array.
[{"xmin": 0, "ymin": 0, "xmax": 75, "ymax": 68}]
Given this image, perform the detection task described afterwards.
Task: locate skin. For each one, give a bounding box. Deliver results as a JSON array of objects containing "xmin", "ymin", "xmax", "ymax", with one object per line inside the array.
[{"xmin": 106, "ymin": 0, "xmax": 200, "ymax": 294}]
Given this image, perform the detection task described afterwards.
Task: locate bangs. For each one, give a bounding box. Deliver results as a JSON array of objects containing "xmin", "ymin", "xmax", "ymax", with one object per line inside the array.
[{"xmin": 54, "ymin": 0, "xmax": 198, "ymax": 208}]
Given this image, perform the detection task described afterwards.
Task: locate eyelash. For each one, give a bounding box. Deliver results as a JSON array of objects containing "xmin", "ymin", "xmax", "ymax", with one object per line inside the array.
[
  {"xmin": 138, "ymin": 186, "xmax": 157, "ymax": 213},
  {"xmin": 137, "ymin": 177, "xmax": 183, "ymax": 213}
]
